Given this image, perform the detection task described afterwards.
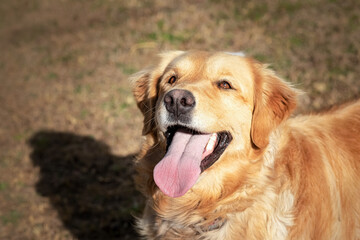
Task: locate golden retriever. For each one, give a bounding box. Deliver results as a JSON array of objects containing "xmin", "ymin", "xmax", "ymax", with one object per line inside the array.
[{"xmin": 131, "ymin": 50, "xmax": 360, "ymax": 239}]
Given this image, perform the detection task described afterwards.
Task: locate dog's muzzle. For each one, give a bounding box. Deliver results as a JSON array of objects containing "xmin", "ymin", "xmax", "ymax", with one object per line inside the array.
[{"xmin": 164, "ymin": 89, "xmax": 195, "ymax": 124}]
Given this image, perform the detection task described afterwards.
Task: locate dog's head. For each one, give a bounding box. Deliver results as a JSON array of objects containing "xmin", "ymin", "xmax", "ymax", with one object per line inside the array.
[{"xmin": 132, "ymin": 51, "xmax": 297, "ymax": 198}]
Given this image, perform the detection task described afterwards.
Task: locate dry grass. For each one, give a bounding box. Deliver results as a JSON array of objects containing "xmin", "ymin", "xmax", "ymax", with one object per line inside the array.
[{"xmin": 0, "ymin": 0, "xmax": 359, "ymax": 239}]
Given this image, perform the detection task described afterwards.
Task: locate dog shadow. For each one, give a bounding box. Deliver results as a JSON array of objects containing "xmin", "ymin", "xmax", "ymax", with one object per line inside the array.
[{"xmin": 27, "ymin": 130, "xmax": 144, "ymax": 240}]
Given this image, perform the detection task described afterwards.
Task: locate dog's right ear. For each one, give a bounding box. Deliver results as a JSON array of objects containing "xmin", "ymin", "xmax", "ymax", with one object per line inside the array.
[
  {"xmin": 131, "ymin": 51, "xmax": 184, "ymax": 136},
  {"xmin": 131, "ymin": 69, "xmax": 156, "ymax": 136}
]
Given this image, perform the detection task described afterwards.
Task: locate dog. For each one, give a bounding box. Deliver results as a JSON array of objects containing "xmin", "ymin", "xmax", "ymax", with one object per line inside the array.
[{"xmin": 131, "ymin": 50, "xmax": 360, "ymax": 239}]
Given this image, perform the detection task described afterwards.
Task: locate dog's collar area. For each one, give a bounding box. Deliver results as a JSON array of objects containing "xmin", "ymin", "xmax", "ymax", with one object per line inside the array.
[{"xmin": 192, "ymin": 217, "xmax": 226, "ymax": 233}]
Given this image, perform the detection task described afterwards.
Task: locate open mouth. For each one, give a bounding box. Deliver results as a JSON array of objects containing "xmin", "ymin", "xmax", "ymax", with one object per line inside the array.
[
  {"xmin": 165, "ymin": 125, "xmax": 232, "ymax": 172},
  {"xmin": 153, "ymin": 125, "xmax": 232, "ymax": 198}
]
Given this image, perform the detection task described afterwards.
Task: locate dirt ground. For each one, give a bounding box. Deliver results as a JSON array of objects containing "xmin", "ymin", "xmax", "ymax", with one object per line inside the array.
[{"xmin": 0, "ymin": 0, "xmax": 359, "ymax": 239}]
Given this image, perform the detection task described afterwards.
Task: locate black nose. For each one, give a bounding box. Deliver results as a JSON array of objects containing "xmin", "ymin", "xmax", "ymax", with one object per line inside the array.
[{"xmin": 164, "ymin": 89, "xmax": 195, "ymax": 118}]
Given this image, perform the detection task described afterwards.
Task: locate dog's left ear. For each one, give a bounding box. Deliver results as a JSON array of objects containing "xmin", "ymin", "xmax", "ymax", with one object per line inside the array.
[{"xmin": 251, "ymin": 63, "xmax": 297, "ymax": 149}]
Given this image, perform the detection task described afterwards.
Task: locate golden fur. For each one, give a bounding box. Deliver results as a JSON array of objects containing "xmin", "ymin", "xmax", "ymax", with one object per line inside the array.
[{"xmin": 131, "ymin": 50, "xmax": 360, "ymax": 239}]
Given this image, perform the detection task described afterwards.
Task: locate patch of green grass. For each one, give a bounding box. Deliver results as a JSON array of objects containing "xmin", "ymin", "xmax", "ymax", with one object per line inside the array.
[
  {"xmin": 144, "ymin": 19, "xmax": 190, "ymax": 45},
  {"xmin": 102, "ymin": 96, "xmax": 132, "ymax": 116},
  {"xmin": 120, "ymin": 102, "xmax": 130, "ymax": 110},
  {"xmin": 1, "ymin": 210, "xmax": 22, "ymax": 226},
  {"xmin": 247, "ymin": 4, "xmax": 268, "ymax": 21},
  {"xmin": 161, "ymin": 32, "xmax": 187, "ymax": 44},
  {"xmin": 277, "ymin": 1, "xmax": 303, "ymax": 14},
  {"xmin": 74, "ymin": 85, "xmax": 82, "ymax": 94},
  {"xmin": 223, "ymin": 33, "xmax": 234, "ymax": 47},
  {"xmin": 157, "ymin": 20, "xmax": 165, "ymax": 32},
  {"xmin": 0, "ymin": 182, "xmax": 8, "ymax": 191},
  {"xmin": 146, "ymin": 31, "xmax": 188, "ymax": 45},
  {"xmin": 348, "ymin": 15, "xmax": 359, "ymax": 31},
  {"xmin": 74, "ymin": 84, "xmax": 92, "ymax": 94},
  {"xmin": 276, "ymin": 57, "xmax": 292, "ymax": 70},
  {"xmin": 14, "ymin": 151, "xmax": 24, "ymax": 163},
  {"xmin": 74, "ymin": 72, "xmax": 85, "ymax": 80},
  {"xmin": 233, "ymin": 7, "xmax": 244, "ymax": 21},
  {"xmin": 217, "ymin": 11, "xmax": 230, "ymax": 22},
  {"xmin": 40, "ymin": 55, "xmax": 53, "ymax": 65},
  {"xmin": 102, "ymin": 98, "xmax": 117, "ymax": 111},
  {"xmin": 46, "ymin": 72, "xmax": 59, "ymax": 81},
  {"xmin": 146, "ymin": 32, "xmax": 157, "ymax": 41},
  {"xmin": 0, "ymin": 156, "xmax": 8, "ymax": 167},
  {"xmin": 58, "ymin": 50, "xmax": 81, "ymax": 64},
  {"xmin": 23, "ymin": 74, "xmax": 31, "ymax": 82},
  {"xmin": 347, "ymin": 43, "xmax": 357, "ymax": 54},
  {"xmin": 329, "ymin": 67, "xmax": 349, "ymax": 76},
  {"xmin": 16, "ymin": 181, "xmax": 25, "ymax": 189},
  {"xmin": 60, "ymin": 53, "xmax": 74, "ymax": 64},
  {"xmin": 112, "ymin": 43, "xmax": 122, "ymax": 53},
  {"xmin": 289, "ymin": 34, "xmax": 308, "ymax": 48},
  {"xmin": 91, "ymin": 0, "xmax": 105, "ymax": 9},
  {"xmin": 116, "ymin": 63, "xmax": 137, "ymax": 75},
  {"xmin": 80, "ymin": 109, "xmax": 89, "ymax": 119},
  {"xmin": 14, "ymin": 133, "xmax": 26, "ymax": 142},
  {"xmin": 252, "ymin": 53, "xmax": 270, "ymax": 63}
]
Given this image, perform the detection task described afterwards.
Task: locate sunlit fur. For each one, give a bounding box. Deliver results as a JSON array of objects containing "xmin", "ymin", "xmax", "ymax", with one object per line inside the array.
[{"xmin": 131, "ymin": 50, "xmax": 360, "ymax": 239}]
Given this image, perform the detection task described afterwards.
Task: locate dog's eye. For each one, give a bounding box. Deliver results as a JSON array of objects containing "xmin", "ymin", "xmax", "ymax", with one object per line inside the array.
[
  {"xmin": 217, "ymin": 80, "xmax": 233, "ymax": 90},
  {"xmin": 168, "ymin": 76, "xmax": 177, "ymax": 84}
]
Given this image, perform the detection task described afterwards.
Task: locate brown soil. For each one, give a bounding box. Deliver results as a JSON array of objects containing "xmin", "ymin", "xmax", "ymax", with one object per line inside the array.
[{"xmin": 0, "ymin": 0, "xmax": 359, "ymax": 239}]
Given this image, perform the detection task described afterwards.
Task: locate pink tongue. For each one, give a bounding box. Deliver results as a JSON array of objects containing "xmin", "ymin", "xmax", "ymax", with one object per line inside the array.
[{"xmin": 153, "ymin": 131, "xmax": 211, "ymax": 198}]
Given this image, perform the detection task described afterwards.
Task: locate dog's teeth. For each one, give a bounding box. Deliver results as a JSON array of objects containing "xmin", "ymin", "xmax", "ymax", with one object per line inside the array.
[{"xmin": 205, "ymin": 133, "xmax": 218, "ymax": 152}]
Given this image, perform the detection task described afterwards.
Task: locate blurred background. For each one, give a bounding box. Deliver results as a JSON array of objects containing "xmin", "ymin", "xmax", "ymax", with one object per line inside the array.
[{"xmin": 0, "ymin": 0, "xmax": 359, "ymax": 239}]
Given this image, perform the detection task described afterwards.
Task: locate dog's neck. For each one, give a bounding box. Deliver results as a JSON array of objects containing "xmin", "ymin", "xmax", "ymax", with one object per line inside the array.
[{"xmin": 169, "ymin": 216, "xmax": 227, "ymax": 235}]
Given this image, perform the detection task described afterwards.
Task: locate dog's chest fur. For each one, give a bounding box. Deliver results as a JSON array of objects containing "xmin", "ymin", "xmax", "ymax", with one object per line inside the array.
[{"xmin": 138, "ymin": 188, "xmax": 295, "ymax": 240}]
